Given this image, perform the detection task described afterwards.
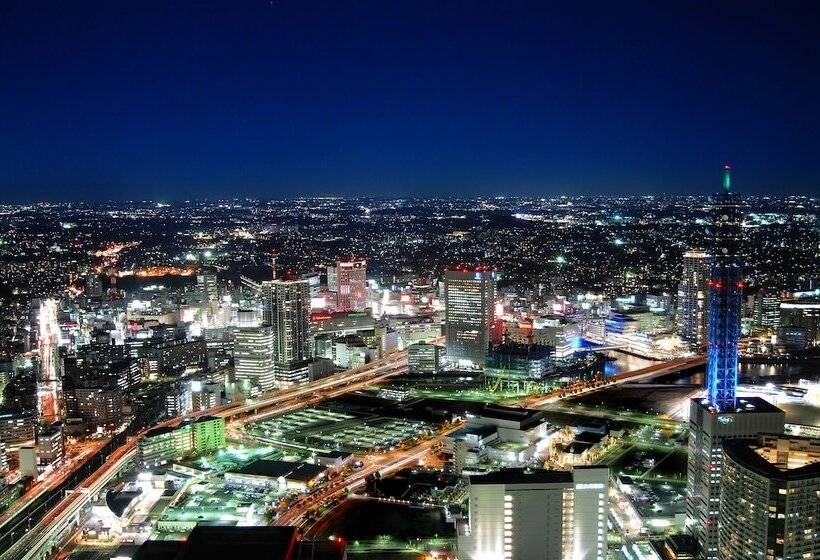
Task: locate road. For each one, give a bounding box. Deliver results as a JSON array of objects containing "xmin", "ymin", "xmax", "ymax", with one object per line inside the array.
[
  {"xmin": 1, "ymin": 350, "xmax": 408, "ymax": 560},
  {"xmin": 275, "ymin": 422, "xmax": 464, "ymax": 530}
]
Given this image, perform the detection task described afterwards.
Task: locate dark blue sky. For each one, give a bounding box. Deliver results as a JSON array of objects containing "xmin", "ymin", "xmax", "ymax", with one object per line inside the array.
[{"xmin": 2, "ymin": 1, "xmax": 820, "ymax": 201}]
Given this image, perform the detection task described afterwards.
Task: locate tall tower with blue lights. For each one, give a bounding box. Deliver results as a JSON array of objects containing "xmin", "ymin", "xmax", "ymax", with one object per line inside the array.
[
  {"xmin": 705, "ymin": 164, "xmax": 743, "ymax": 411},
  {"xmin": 686, "ymin": 166, "xmax": 786, "ymax": 560}
]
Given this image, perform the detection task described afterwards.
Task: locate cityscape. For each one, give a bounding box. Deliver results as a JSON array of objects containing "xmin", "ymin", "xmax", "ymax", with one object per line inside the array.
[{"xmin": 1, "ymin": 3, "xmax": 819, "ymax": 560}]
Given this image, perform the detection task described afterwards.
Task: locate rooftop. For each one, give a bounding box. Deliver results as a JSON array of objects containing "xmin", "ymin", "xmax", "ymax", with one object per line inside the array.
[{"xmin": 470, "ymin": 468, "xmax": 573, "ymax": 486}]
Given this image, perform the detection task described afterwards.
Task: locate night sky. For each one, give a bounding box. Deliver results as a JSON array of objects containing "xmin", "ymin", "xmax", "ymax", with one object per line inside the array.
[{"xmin": 2, "ymin": 1, "xmax": 820, "ymax": 201}]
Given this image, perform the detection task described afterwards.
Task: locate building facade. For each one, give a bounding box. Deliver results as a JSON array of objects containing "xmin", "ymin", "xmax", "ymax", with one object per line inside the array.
[
  {"xmin": 233, "ymin": 326, "xmax": 276, "ymax": 393},
  {"xmin": 719, "ymin": 435, "xmax": 819, "ymax": 560},
  {"xmin": 678, "ymin": 250, "xmax": 710, "ymax": 348},
  {"xmin": 457, "ymin": 466, "xmax": 608, "ymax": 560},
  {"xmin": 335, "ymin": 258, "xmax": 368, "ymax": 312},
  {"xmin": 686, "ymin": 397, "xmax": 785, "ymax": 560},
  {"xmin": 444, "ymin": 268, "xmax": 497, "ymax": 368}
]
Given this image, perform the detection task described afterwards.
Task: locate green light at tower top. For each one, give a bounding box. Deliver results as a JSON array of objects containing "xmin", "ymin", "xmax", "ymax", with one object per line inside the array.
[{"xmin": 723, "ymin": 164, "xmax": 732, "ymax": 192}]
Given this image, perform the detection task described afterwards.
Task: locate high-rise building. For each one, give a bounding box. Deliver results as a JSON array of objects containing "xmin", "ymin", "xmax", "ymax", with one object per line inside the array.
[
  {"xmin": 335, "ymin": 258, "xmax": 367, "ymax": 312},
  {"xmin": 686, "ymin": 167, "xmax": 787, "ymax": 560},
  {"xmin": 457, "ymin": 466, "xmax": 609, "ymax": 560},
  {"xmin": 233, "ymin": 326, "xmax": 276, "ymax": 394},
  {"xmin": 678, "ymin": 250, "xmax": 710, "ymax": 348},
  {"xmin": 686, "ymin": 397, "xmax": 785, "ymax": 560},
  {"xmin": 779, "ymin": 297, "xmax": 820, "ymax": 346},
  {"xmin": 752, "ymin": 289, "xmax": 781, "ymax": 332},
  {"xmin": 719, "ymin": 435, "xmax": 819, "ymax": 560},
  {"xmin": 262, "ymin": 275, "xmax": 311, "ymax": 388},
  {"xmin": 36, "ymin": 299, "xmax": 62, "ymax": 424},
  {"xmin": 444, "ymin": 267, "xmax": 497, "ymax": 368}
]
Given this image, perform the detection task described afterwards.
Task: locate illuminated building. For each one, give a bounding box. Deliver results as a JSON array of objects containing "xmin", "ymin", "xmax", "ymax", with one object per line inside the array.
[
  {"xmin": 484, "ymin": 343, "xmax": 554, "ymax": 391},
  {"xmin": 444, "ymin": 267, "xmax": 498, "ymax": 368},
  {"xmin": 0, "ymin": 409, "xmax": 36, "ymax": 446},
  {"xmin": 752, "ymin": 289, "xmax": 781, "ymax": 332},
  {"xmin": 233, "ymin": 326, "xmax": 276, "ymax": 394},
  {"xmin": 334, "ymin": 258, "xmax": 368, "ymax": 312},
  {"xmin": 719, "ymin": 435, "xmax": 819, "ymax": 560},
  {"xmin": 407, "ymin": 342, "xmax": 442, "ymax": 374},
  {"xmin": 165, "ymin": 383, "xmax": 193, "ymax": 418},
  {"xmin": 35, "ymin": 422, "xmax": 65, "ymax": 474},
  {"xmin": 686, "ymin": 168, "xmax": 786, "ymax": 560},
  {"xmin": 686, "ymin": 398, "xmax": 785, "ymax": 559},
  {"xmin": 262, "ymin": 275, "xmax": 311, "ymax": 387},
  {"xmin": 457, "ymin": 466, "xmax": 608, "ymax": 560},
  {"xmin": 192, "ymin": 416, "xmax": 226, "ymax": 454},
  {"xmin": 678, "ymin": 250, "xmax": 710, "ymax": 348},
  {"xmin": 36, "ymin": 299, "xmax": 62, "ymax": 424},
  {"xmin": 779, "ymin": 297, "xmax": 820, "ymax": 346},
  {"xmin": 139, "ymin": 416, "xmax": 226, "ymax": 467}
]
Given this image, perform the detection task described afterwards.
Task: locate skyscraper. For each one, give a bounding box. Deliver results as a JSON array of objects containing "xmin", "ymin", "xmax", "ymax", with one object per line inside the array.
[
  {"xmin": 233, "ymin": 326, "xmax": 276, "ymax": 394},
  {"xmin": 678, "ymin": 250, "xmax": 710, "ymax": 348},
  {"xmin": 262, "ymin": 275, "xmax": 311, "ymax": 387},
  {"xmin": 719, "ymin": 435, "xmax": 819, "ymax": 560},
  {"xmin": 335, "ymin": 258, "xmax": 367, "ymax": 312},
  {"xmin": 444, "ymin": 267, "xmax": 497, "ymax": 368},
  {"xmin": 457, "ymin": 466, "xmax": 609, "ymax": 560},
  {"xmin": 686, "ymin": 166, "xmax": 786, "ymax": 560}
]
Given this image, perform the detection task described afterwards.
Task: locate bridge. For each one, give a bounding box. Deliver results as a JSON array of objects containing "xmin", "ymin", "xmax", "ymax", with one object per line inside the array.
[{"xmin": 524, "ymin": 354, "xmax": 707, "ymax": 406}]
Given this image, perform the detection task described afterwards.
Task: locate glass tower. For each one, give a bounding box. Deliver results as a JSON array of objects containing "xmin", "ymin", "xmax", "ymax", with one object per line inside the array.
[{"xmin": 705, "ymin": 165, "xmax": 743, "ymax": 412}]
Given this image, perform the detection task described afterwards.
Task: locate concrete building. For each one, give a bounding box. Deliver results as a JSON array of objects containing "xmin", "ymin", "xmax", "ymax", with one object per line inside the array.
[
  {"xmin": 233, "ymin": 326, "xmax": 276, "ymax": 394},
  {"xmin": 779, "ymin": 298, "xmax": 820, "ymax": 346},
  {"xmin": 457, "ymin": 466, "xmax": 609, "ymax": 560},
  {"xmin": 719, "ymin": 435, "xmax": 819, "ymax": 560},
  {"xmin": 35, "ymin": 423, "xmax": 65, "ymax": 474},
  {"xmin": 192, "ymin": 416, "xmax": 226, "ymax": 455},
  {"xmin": 334, "ymin": 258, "xmax": 368, "ymax": 312},
  {"xmin": 444, "ymin": 267, "xmax": 497, "ymax": 368},
  {"xmin": 686, "ymin": 397, "xmax": 785, "ymax": 560},
  {"xmin": 408, "ymin": 342, "xmax": 442, "ymax": 374},
  {"xmin": 753, "ymin": 289, "xmax": 781, "ymax": 332},
  {"xmin": 678, "ymin": 250, "xmax": 710, "ymax": 348},
  {"xmin": 165, "ymin": 384, "xmax": 193, "ymax": 418},
  {"xmin": 262, "ymin": 276, "xmax": 311, "ymax": 387}
]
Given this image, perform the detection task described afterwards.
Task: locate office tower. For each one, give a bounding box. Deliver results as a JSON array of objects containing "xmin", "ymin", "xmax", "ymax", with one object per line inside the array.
[
  {"xmin": 165, "ymin": 383, "xmax": 193, "ymax": 418},
  {"xmin": 686, "ymin": 167, "xmax": 788, "ymax": 560},
  {"xmin": 719, "ymin": 435, "xmax": 820, "ymax": 560},
  {"xmin": 36, "ymin": 299, "xmax": 62, "ymax": 424},
  {"xmin": 779, "ymin": 297, "xmax": 820, "ymax": 346},
  {"xmin": 262, "ymin": 275, "xmax": 311, "ymax": 387},
  {"xmin": 233, "ymin": 326, "xmax": 276, "ymax": 393},
  {"xmin": 407, "ymin": 342, "xmax": 442, "ymax": 374},
  {"xmin": 197, "ymin": 271, "xmax": 219, "ymax": 304},
  {"xmin": 753, "ymin": 289, "xmax": 781, "ymax": 332},
  {"xmin": 457, "ymin": 466, "xmax": 609, "ymax": 560},
  {"xmin": 678, "ymin": 250, "xmax": 710, "ymax": 348},
  {"xmin": 444, "ymin": 267, "xmax": 497, "ymax": 368},
  {"xmin": 686, "ymin": 397, "xmax": 785, "ymax": 559},
  {"xmin": 335, "ymin": 258, "xmax": 368, "ymax": 312}
]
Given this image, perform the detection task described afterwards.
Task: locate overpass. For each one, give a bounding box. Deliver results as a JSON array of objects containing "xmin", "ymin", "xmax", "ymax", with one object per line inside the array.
[
  {"xmin": 524, "ymin": 354, "xmax": 706, "ymax": 406},
  {"xmin": 0, "ymin": 446, "xmax": 137, "ymax": 560}
]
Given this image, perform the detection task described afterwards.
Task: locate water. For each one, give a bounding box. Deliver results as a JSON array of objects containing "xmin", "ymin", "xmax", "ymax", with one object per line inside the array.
[{"xmin": 603, "ymin": 351, "xmax": 659, "ymax": 377}]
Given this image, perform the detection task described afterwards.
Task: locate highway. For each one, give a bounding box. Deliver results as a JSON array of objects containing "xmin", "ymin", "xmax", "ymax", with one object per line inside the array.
[
  {"xmin": 275, "ymin": 422, "xmax": 464, "ymax": 530},
  {"xmin": 0, "ymin": 350, "xmax": 408, "ymax": 560}
]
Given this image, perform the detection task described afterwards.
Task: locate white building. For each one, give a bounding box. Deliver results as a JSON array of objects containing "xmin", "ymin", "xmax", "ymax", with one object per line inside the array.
[
  {"xmin": 233, "ymin": 326, "xmax": 276, "ymax": 394},
  {"xmin": 457, "ymin": 466, "xmax": 609, "ymax": 560}
]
